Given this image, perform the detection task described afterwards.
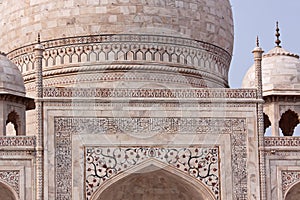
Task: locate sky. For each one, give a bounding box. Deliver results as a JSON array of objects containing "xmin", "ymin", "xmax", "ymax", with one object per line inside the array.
[{"xmin": 229, "ymin": 0, "xmax": 300, "ymax": 88}]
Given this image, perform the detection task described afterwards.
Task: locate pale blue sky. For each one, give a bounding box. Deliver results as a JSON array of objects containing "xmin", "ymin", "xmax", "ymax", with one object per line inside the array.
[{"xmin": 229, "ymin": 0, "xmax": 300, "ymax": 88}]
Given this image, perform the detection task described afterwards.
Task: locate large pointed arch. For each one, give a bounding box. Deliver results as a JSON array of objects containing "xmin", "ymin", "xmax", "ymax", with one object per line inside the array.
[
  {"xmin": 90, "ymin": 159, "xmax": 216, "ymax": 200},
  {"xmin": 285, "ymin": 180, "xmax": 300, "ymax": 200},
  {"xmin": 0, "ymin": 180, "xmax": 18, "ymax": 200}
]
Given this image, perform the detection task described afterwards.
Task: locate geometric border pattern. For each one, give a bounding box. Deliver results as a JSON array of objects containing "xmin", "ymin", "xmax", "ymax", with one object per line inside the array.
[{"xmin": 54, "ymin": 117, "xmax": 247, "ymax": 200}]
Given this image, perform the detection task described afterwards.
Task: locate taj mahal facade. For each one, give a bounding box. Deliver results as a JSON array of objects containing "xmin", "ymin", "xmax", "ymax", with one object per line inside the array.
[{"xmin": 0, "ymin": 0, "xmax": 299, "ymax": 200}]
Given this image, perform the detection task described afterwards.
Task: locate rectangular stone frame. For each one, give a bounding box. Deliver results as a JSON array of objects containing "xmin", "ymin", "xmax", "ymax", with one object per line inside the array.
[{"xmin": 54, "ymin": 116, "xmax": 247, "ymax": 200}]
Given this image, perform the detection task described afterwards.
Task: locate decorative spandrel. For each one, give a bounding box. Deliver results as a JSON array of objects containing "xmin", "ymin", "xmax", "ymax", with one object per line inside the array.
[{"xmin": 85, "ymin": 147, "xmax": 219, "ymax": 200}]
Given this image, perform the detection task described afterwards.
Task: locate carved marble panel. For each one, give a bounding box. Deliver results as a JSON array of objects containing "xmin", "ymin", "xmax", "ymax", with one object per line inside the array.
[{"xmin": 54, "ymin": 117, "xmax": 247, "ymax": 200}]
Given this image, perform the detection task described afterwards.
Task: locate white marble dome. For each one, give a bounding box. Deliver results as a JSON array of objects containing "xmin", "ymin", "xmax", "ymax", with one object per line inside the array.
[
  {"xmin": 242, "ymin": 46, "xmax": 300, "ymax": 95},
  {"xmin": 0, "ymin": 54, "xmax": 25, "ymax": 97},
  {"xmin": 0, "ymin": 0, "xmax": 233, "ymax": 54}
]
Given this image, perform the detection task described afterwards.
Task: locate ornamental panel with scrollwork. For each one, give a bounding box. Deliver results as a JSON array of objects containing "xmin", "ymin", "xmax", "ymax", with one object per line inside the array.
[
  {"xmin": 54, "ymin": 117, "xmax": 247, "ymax": 200},
  {"xmin": 85, "ymin": 146, "xmax": 219, "ymax": 200}
]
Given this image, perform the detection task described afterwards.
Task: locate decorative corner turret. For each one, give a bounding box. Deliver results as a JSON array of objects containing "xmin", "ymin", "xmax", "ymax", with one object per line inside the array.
[{"xmin": 252, "ymin": 36, "xmax": 264, "ymax": 99}]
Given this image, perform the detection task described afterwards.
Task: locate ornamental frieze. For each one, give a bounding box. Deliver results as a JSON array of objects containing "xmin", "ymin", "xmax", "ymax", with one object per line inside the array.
[{"xmin": 44, "ymin": 87, "xmax": 257, "ymax": 99}]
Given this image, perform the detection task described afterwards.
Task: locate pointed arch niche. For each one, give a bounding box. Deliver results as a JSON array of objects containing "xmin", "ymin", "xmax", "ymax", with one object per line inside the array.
[{"xmin": 90, "ymin": 159, "xmax": 215, "ymax": 200}]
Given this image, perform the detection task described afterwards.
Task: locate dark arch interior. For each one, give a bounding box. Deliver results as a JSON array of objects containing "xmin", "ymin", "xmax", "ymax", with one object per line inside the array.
[
  {"xmin": 6, "ymin": 111, "xmax": 20, "ymax": 135},
  {"xmin": 263, "ymin": 113, "xmax": 271, "ymax": 133},
  {"xmin": 286, "ymin": 181, "xmax": 300, "ymax": 200},
  {"xmin": 95, "ymin": 165, "xmax": 206, "ymax": 200},
  {"xmin": 279, "ymin": 109, "xmax": 299, "ymax": 136},
  {"xmin": 0, "ymin": 182, "xmax": 16, "ymax": 200}
]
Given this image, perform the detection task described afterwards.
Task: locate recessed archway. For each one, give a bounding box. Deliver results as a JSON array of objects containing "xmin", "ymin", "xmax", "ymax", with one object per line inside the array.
[
  {"xmin": 285, "ymin": 181, "xmax": 300, "ymax": 200},
  {"xmin": 0, "ymin": 181, "xmax": 18, "ymax": 200},
  {"xmin": 90, "ymin": 160, "xmax": 216, "ymax": 200}
]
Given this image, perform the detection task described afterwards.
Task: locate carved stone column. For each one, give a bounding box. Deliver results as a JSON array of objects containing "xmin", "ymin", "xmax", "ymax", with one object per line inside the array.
[
  {"xmin": 253, "ymin": 37, "xmax": 266, "ymax": 200},
  {"xmin": 34, "ymin": 35, "xmax": 44, "ymax": 200}
]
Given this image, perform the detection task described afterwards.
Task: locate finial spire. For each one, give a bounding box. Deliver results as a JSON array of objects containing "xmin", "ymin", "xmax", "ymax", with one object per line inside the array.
[
  {"xmin": 275, "ymin": 21, "xmax": 281, "ymax": 47},
  {"xmin": 256, "ymin": 36, "xmax": 260, "ymax": 47}
]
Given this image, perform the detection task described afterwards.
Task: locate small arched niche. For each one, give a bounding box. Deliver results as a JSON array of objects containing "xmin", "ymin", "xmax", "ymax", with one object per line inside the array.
[
  {"xmin": 0, "ymin": 181, "xmax": 18, "ymax": 200},
  {"xmin": 91, "ymin": 160, "xmax": 215, "ymax": 200},
  {"xmin": 6, "ymin": 111, "xmax": 20, "ymax": 136},
  {"xmin": 285, "ymin": 181, "xmax": 300, "ymax": 200},
  {"xmin": 279, "ymin": 109, "xmax": 300, "ymax": 136},
  {"xmin": 264, "ymin": 113, "xmax": 271, "ymax": 135}
]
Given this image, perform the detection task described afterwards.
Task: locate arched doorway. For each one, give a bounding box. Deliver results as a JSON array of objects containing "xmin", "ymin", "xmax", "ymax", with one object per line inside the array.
[
  {"xmin": 285, "ymin": 181, "xmax": 300, "ymax": 200},
  {"xmin": 0, "ymin": 181, "xmax": 18, "ymax": 200},
  {"xmin": 91, "ymin": 161, "xmax": 215, "ymax": 200}
]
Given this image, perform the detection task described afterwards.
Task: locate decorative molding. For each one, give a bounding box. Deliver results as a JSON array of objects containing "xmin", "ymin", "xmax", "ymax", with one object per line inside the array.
[
  {"xmin": 85, "ymin": 146, "xmax": 219, "ymax": 200},
  {"xmin": 265, "ymin": 150, "xmax": 300, "ymax": 157},
  {"xmin": 0, "ymin": 170, "xmax": 20, "ymax": 197},
  {"xmin": 10, "ymin": 34, "xmax": 232, "ymax": 90},
  {"xmin": 43, "ymin": 101, "xmax": 257, "ymax": 108},
  {"xmin": 264, "ymin": 137, "xmax": 300, "ymax": 147},
  {"xmin": 0, "ymin": 136, "xmax": 35, "ymax": 147},
  {"xmin": 282, "ymin": 170, "xmax": 300, "ymax": 198},
  {"xmin": 9, "ymin": 34, "xmax": 231, "ymax": 74},
  {"xmin": 44, "ymin": 87, "xmax": 257, "ymax": 99},
  {"xmin": 54, "ymin": 117, "xmax": 247, "ymax": 200},
  {"xmin": 24, "ymin": 68, "xmax": 210, "ymax": 90}
]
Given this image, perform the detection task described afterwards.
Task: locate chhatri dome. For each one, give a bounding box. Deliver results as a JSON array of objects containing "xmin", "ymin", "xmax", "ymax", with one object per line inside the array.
[
  {"xmin": 242, "ymin": 23, "xmax": 300, "ymax": 96},
  {"xmin": 0, "ymin": 53, "xmax": 25, "ymax": 97},
  {"xmin": 1, "ymin": 0, "xmax": 234, "ymax": 89}
]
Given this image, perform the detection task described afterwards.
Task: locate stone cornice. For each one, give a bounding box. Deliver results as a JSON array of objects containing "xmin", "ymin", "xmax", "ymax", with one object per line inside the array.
[
  {"xmin": 264, "ymin": 94, "xmax": 300, "ymax": 103},
  {"xmin": 0, "ymin": 94, "xmax": 35, "ymax": 110}
]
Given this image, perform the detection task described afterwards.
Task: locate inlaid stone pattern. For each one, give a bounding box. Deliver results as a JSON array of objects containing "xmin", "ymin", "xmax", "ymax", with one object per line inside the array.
[
  {"xmin": 0, "ymin": 136, "xmax": 35, "ymax": 146},
  {"xmin": 44, "ymin": 87, "xmax": 257, "ymax": 99},
  {"xmin": 85, "ymin": 147, "xmax": 219, "ymax": 199},
  {"xmin": 0, "ymin": 170, "xmax": 20, "ymax": 197},
  {"xmin": 282, "ymin": 171, "xmax": 300, "ymax": 197},
  {"xmin": 264, "ymin": 137, "xmax": 300, "ymax": 146},
  {"xmin": 54, "ymin": 117, "xmax": 247, "ymax": 200}
]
